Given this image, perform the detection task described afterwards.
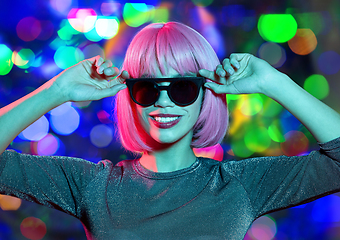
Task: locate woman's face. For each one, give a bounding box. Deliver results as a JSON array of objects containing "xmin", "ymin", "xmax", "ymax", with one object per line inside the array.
[{"xmin": 135, "ymin": 67, "xmax": 203, "ymax": 145}]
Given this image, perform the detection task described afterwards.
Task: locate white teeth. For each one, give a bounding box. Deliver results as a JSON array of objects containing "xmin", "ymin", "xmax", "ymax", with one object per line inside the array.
[{"xmin": 153, "ymin": 116, "xmax": 180, "ymax": 123}]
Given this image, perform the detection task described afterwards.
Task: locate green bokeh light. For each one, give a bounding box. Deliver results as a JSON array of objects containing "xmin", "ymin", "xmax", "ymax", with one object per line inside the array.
[
  {"xmin": 258, "ymin": 14, "xmax": 297, "ymax": 43},
  {"xmin": 231, "ymin": 139, "xmax": 254, "ymax": 158},
  {"xmin": 191, "ymin": 0, "xmax": 214, "ymax": 7},
  {"xmin": 123, "ymin": 3, "xmax": 151, "ymax": 28},
  {"xmin": 58, "ymin": 20, "xmax": 79, "ymax": 41},
  {"xmin": 152, "ymin": 7, "xmax": 169, "ymax": 23},
  {"xmin": 268, "ymin": 120, "xmax": 285, "ymax": 143},
  {"xmin": 54, "ymin": 46, "xmax": 84, "ymax": 69},
  {"xmin": 244, "ymin": 126, "xmax": 271, "ymax": 152},
  {"xmin": 0, "ymin": 44, "xmax": 13, "ymax": 75},
  {"xmin": 261, "ymin": 95, "xmax": 283, "ymax": 117},
  {"xmin": 303, "ymin": 74, "xmax": 329, "ymax": 100},
  {"xmin": 239, "ymin": 94, "xmax": 263, "ymax": 116},
  {"xmin": 226, "ymin": 94, "xmax": 241, "ymax": 104},
  {"xmin": 15, "ymin": 48, "xmax": 35, "ymax": 69}
]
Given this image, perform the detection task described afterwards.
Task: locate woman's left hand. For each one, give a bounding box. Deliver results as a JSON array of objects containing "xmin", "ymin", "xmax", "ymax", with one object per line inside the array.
[{"xmin": 199, "ymin": 53, "xmax": 285, "ymax": 96}]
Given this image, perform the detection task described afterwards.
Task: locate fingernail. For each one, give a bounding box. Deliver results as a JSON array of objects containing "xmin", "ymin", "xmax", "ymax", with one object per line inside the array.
[
  {"xmin": 235, "ymin": 62, "xmax": 240, "ymax": 69},
  {"xmin": 98, "ymin": 67, "xmax": 104, "ymax": 74},
  {"xmin": 228, "ymin": 68, "xmax": 235, "ymax": 75},
  {"xmin": 204, "ymin": 83, "xmax": 212, "ymax": 88}
]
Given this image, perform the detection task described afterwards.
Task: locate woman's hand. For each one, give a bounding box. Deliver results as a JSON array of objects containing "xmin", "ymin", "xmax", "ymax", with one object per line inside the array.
[
  {"xmin": 51, "ymin": 56, "xmax": 129, "ymax": 102},
  {"xmin": 199, "ymin": 53, "xmax": 285, "ymax": 97}
]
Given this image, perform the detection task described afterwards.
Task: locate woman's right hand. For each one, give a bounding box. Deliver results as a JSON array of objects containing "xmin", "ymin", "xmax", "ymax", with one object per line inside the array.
[{"xmin": 51, "ymin": 56, "xmax": 129, "ymax": 102}]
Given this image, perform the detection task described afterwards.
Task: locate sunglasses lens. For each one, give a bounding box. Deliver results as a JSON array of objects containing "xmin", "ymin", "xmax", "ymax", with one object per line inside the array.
[
  {"xmin": 132, "ymin": 81, "xmax": 158, "ymax": 106},
  {"xmin": 171, "ymin": 81, "xmax": 198, "ymax": 105}
]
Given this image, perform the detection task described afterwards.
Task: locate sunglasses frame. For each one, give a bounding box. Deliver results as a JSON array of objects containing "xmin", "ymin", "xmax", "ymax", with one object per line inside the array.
[{"xmin": 125, "ymin": 77, "xmax": 206, "ymax": 107}]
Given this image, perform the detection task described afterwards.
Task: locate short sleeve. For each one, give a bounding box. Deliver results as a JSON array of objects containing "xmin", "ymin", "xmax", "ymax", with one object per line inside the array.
[
  {"xmin": 0, "ymin": 150, "xmax": 106, "ymax": 218},
  {"xmin": 226, "ymin": 137, "xmax": 340, "ymax": 218}
]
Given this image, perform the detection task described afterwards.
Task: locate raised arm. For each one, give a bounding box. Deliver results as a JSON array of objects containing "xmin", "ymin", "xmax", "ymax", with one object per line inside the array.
[
  {"xmin": 199, "ymin": 53, "xmax": 340, "ymax": 143},
  {"xmin": 0, "ymin": 56, "xmax": 129, "ymax": 154}
]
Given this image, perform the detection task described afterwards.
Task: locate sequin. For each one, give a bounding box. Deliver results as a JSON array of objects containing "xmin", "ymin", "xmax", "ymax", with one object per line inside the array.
[{"xmin": 1, "ymin": 137, "xmax": 340, "ymax": 239}]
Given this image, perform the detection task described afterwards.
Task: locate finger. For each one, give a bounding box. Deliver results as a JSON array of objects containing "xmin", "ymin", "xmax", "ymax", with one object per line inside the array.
[
  {"xmin": 198, "ymin": 69, "xmax": 218, "ymax": 81},
  {"xmin": 108, "ymin": 70, "xmax": 130, "ymax": 87},
  {"xmin": 94, "ymin": 56, "xmax": 104, "ymax": 67},
  {"xmin": 230, "ymin": 53, "xmax": 252, "ymax": 68},
  {"xmin": 216, "ymin": 64, "xmax": 226, "ymax": 78},
  {"xmin": 204, "ymin": 81, "xmax": 240, "ymax": 94},
  {"xmin": 230, "ymin": 57, "xmax": 240, "ymax": 70},
  {"xmin": 103, "ymin": 66, "xmax": 119, "ymax": 77},
  {"xmin": 222, "ymin": 58, "xmax": 235, "ymax": 75},
  {"xmin": 229, "ymin": 53, "xmax": 248, "ymax": 61},
  {"xmin": 91, "ymin": 84, "xmax": 127, "ymax": 100},
  {"xmin": 97, "ymin": 60, "xmax": 112, "ymax": 74}
]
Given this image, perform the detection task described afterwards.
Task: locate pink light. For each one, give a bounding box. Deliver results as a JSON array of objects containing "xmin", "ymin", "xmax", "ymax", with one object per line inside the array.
[
  {"xmin": 68, "ymin": 8, "xmax": 97, "ymax": 33},
  {"xmin": 193, "ymin": 144, "xmax": 224, "ymax": 161},
  {"xmin": 16, "ymin": 17, "xmax": 41, "ymax": 42}
]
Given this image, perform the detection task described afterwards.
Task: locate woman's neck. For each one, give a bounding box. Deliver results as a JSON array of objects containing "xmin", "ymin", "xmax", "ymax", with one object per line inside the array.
[{"xmin": 139, "ymin": 134, "xmax": 197, "ymax": 173}]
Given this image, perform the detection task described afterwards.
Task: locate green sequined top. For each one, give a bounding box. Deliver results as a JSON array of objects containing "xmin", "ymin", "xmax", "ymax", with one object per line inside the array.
[{"xmin": 1, "ymin": 137, "xmax": 340, "ymax": 239}]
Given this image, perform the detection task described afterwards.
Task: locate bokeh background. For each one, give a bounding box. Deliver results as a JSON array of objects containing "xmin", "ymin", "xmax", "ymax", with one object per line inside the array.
[{"xmin": 1, "ymin": 0, "xmax": 340, "ymax": 239}]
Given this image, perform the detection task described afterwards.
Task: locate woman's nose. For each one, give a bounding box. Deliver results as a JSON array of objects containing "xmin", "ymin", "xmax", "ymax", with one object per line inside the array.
[{"xmin": 154, "ymin": 90, "xmax": 175, "ymax": 108}]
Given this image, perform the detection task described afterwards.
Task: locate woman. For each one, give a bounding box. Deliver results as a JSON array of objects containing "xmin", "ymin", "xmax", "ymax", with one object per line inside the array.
[{"xmin": 1, "ymin": 22, "xmax": 340, "ymax": 239}]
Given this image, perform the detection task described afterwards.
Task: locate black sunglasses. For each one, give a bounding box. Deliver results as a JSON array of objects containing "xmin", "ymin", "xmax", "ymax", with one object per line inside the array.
[{"xmin": 125, "ymin": 77, "xmax": 206, "ymax": 107}]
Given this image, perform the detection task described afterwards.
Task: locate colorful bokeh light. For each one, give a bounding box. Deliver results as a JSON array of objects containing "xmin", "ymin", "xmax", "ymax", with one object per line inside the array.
[
  {"xmin": 238, "ymin": 94, "xmax": 263, "ymax": 116},
  {"xmin": 95, "ymin": 17, "xmax": 120, "ymax": 39},
  {"xmin": 90, "ymin": 124, "xmax": 113, "ymax": 148},
  {"xmin": 281, "ymin": 130, "xmax": 309, "ymax": 156},
  {"xmin": 12, "ymin": 48, "xmax": 35, "ymax": 69},
  {"xmin": 2, "ymin": 0, "xmax": 340, "ymax": 239},
  {"xmin": 20, "ymin": 217, "xmax": 47, "ymax": 240},
  {"xmin": 304, "ymin": 74, "xmax": 329, "ymax": 100},
  {"xmin": 37, "ymin": 133, "xmax": 60, "ymax": 156},
  {"xmin": 54, "ymin": 46, "xmax": 84, "ymax": 69},
  {"xmin": 19, "ymin": 115, "xmax": 49, "ymax": 141},
  {"xmin": 123, "ymin": 3, "xmax": 152, "ymax": 27},
  {"xmin": 317, "ymin": 50, "xmax": 340, "ymax": 75},
  {"xmin": 247, "ymin": 215, "xmax": 277, "ymax": 240},
  {"xmin": 191, "ymin": 0, "xmax": 214, "ymax": 7},
  {"xmin": 258, "ymin": 14, "xmax": 297, "ymax": 43},
  {"xmin": 16, "ymin": 17, "xmax": 41, "ymax": 42},
  {"xmin": 288, "ymin": 28, "xmax": 317, "ymax": 55},
  {"xmin": 50, "ymin": 0, "xmax": 72, "ymax": 14},
  {"xmin": 0, "ymin": 44, "xmax": 14, "ymax": 75},
  {"xmin": 0, "ymin": 195, "xmax": 21, "ymax": 211},
  {"xmin": 193, "ymin": 144, "xmax": 224, "ymax": 161},
  {"xmin": 268, "ymin": 120, "xmax": 285, "ymax": 143},
  {"xmin": 152, "ymin": 7, "xmax": 169, "ymax": 23},
  {"xmin": 50, "ymin": 104, "xmax": 80, "ymax": 135},
  {"xmin": 68, "ymin": 8, "xmax": 97, "ymax": 33},
  {"xmin": 244, "ymin": 126, "xmax": 271, "ymax": 152},
  {"xmin": 258, "ymin": 42, "xmax": 286, "ymax": 68}
]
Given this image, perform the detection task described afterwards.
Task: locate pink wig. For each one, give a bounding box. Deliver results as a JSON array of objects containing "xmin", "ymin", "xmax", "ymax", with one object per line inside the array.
[{"xmin": 115, "ymin": 22, "xmax": 228, "ymax": 153}]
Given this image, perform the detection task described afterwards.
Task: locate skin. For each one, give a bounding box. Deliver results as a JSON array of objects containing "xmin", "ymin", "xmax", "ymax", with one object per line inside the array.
[
  {"xmin": 199, "ymin": 53, "xmax": 340, "ymax": 144},
  {"xmin": 136, "ymin": 67, "xmax": 203, "ymax": 172},
  {"xmin": 0, "ymin": 56, "xmax": 129, "ymax": 154},
  {"xmin": 1, "ymin": 53, "xmax": 340, "ymax": 174}
]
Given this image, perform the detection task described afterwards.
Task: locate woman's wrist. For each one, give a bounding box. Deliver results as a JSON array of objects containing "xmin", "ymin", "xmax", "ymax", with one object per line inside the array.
[
  {"xmin": 43, "ymin": 77, "xmax": 70, "ymax": 106},
  {"xmin": 261, "ymin": 72, "xmax": 294, "ymax": 101}
]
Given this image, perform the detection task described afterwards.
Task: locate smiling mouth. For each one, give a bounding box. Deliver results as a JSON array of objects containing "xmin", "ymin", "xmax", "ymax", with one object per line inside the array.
[
  {"xmin": 153, "ymin": 116, "xmax": 181, "ymax": 123},
  {"xmin": 149, "ymin": 114, "xmax": 182, "ymax": 128}
]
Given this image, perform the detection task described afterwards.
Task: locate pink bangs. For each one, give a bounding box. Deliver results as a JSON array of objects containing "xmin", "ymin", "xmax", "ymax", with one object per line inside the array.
[{"xmin": 115, "ymin": 22, "xmax": 229, "ymax": 153}]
